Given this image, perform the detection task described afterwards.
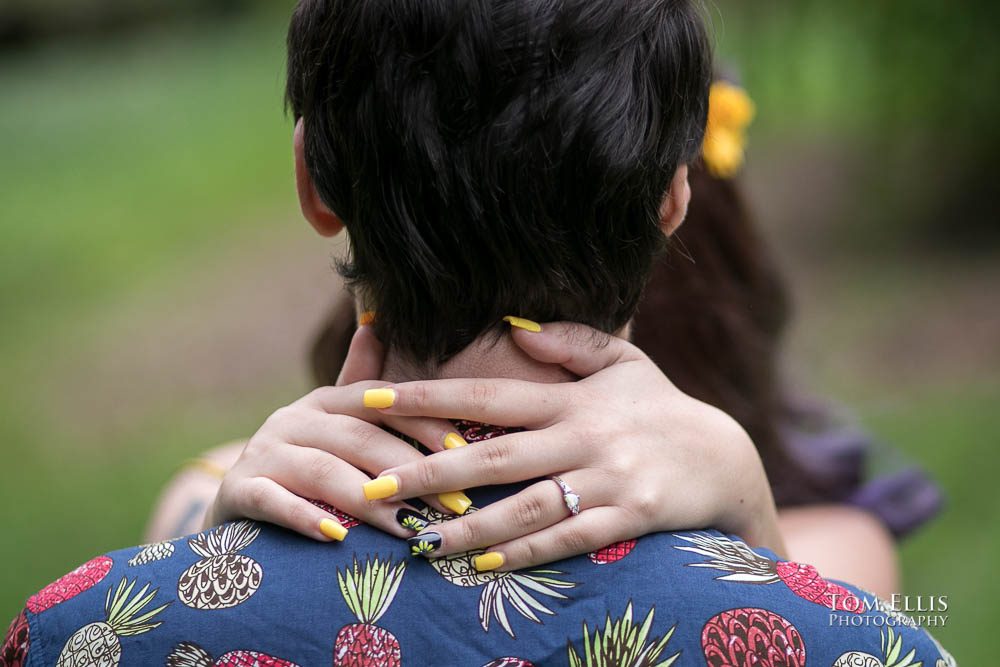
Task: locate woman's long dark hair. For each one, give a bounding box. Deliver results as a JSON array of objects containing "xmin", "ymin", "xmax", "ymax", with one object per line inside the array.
[
  {"xmin": 631, "ymin": 165, "xmax": 830, "ymax": 506},
  {"xmin": 310, "ymin": 163, "xmax": 831, "ymax": 506}
]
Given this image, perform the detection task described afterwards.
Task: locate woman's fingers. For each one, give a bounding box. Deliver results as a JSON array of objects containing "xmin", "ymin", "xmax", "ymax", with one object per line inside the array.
[
  {"xmin": 267, "ymin": 410, "xmax": 426, "ymax": 475},
  {"xmin": 508, "ymin": 320, "xmax": 647, "ymax": 378},
  {"xmin": 261, "ymin": 446, "xmax": 421, "ymax": 539},
  {"xmin": 379, "ymin": 414, "xmax": 466, "ymax": 454},
  {"xmin": 226, "ymin": 476, "xmax": 353, "ymax": 542},
  {"xmin": 291, "ymin": 392, "xmax": 459, "ymax": 457},
  {"xmin": 480, "ymin": 505, "xmax": 637, "ymax": 572},
  {"xmin": 407, "ymin": 476, "xmax": 598, "ymax": 558},
  {"xmin": 364, "ymin": 428, "xmax": 574, "ymax": 501},
  {"xmin": 363, "ymin": 378, "xmax": 570, "ymax": 427}
]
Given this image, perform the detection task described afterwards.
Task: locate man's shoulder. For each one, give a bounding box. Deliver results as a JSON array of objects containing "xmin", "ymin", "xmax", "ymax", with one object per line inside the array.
[
  {"xmin": 567, "ymin": 530, "xmax": 951, "ymax": 666},
  {"xmin": 3, "ymin": 525, "xmax": 957, "ymax": 667},
  {"xmin": 636, "ymin": 530, "xmax": 956, "ymax": 667},
  {"xmin": 3, "ymin": 519, "xmax": 384, "ymax": 666}
]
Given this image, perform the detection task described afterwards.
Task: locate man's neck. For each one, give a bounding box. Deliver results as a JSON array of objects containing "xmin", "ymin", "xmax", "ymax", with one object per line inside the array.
[{"xmin": 380, "ymin": 331, "xmax": 577, "ymax": 384}]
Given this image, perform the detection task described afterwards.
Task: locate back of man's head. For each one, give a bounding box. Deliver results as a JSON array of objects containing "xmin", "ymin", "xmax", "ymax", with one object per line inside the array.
[{"xmin": 286, "ymin": 0, "xmax": 712, "ymax": 366}]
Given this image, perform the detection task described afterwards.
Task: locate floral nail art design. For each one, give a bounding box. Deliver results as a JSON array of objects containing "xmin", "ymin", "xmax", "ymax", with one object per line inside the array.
[
  {"xmin": 396, "ymin": 509, "xmax": 429, "ymax": 533},
  {"xmin": 407, "ymin": 532, "xmax": 442, "ymax": 556}
]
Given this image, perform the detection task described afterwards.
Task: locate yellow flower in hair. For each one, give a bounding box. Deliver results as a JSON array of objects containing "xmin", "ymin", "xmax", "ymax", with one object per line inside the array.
[
  {"xmin": 702, "ymin": 81, "xmax": 756, "ymax": 178},
  {"xmin": 702, "ymin": 129, "xmax": 745, "ymax": 179}
]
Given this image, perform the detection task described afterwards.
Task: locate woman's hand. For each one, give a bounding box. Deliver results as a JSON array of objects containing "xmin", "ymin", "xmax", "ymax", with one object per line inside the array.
[
  {"xmin": 207, "ymin": 325, "xmax": 474, "ymax": 541},
  {"xmin": 362, "ymin": 320, "xmax": 786, "ymax": 571}
]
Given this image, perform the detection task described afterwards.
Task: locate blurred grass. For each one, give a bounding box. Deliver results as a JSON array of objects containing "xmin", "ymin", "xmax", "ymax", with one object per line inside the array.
[
  {"xmin": 859, "ymin": 383, "xmax": 999, "ymax": 665},
  {"xmin": 0, "ymin": 4, "xmax": 994, "ymax": 663},
  {"xmin": 0, "ymin": 6, "xmax": 300, "ymax": 620}
]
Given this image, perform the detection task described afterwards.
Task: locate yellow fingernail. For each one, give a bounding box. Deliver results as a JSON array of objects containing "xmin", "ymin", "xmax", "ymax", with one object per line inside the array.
[
  {"xmin": 319, "ymin": 518, "xmax": 348, "ymax": 541},
  {"xmin": 503, "ymin": 316, "xmax": 542, "ymax": 333},
  {"xmin": 473, "ymin": 551, "xmax": 505, "ymax": 572},
  {"xmin": 438, "ymin": 491, "xmax": 472, "ymax": 515},
  {"xmin": 363, "ymin": 475, "xmax": 399, "ymax": 501},
  {"xmin": 363, "ymin": 388, "xmax": 396, "ymax": 409},
  {"xmin": 359, "ymin": 311, "xmax": 376, "ymax": 326},
  {"xmin": 443, "ymin": 432, "xmax": 468, "ymax": 450}
]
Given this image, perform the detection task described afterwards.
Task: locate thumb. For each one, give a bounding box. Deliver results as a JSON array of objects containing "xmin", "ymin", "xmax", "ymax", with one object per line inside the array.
[
  {"xmin": 336, "ymin": 325, "xmax": 386, "ymax": 386},
  {"xmin": 508, "ymin": 320, "xmax": 646, "ymax": 378}
]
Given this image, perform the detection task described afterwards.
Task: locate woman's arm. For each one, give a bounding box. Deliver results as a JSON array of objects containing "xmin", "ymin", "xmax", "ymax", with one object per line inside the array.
[
  {"xmin": 154, "ymin": 320, "xmax": 900, "ymax": 585},
  {"xmin": 149, "ymin": 446, "xmax": 899, "ymax": 598},
  {"xmin": 144, "ymin": 441, "xmax": 243, "ymax": 542},
  {"xmin": 778, "ymin": 504, "xmax": 899, "ymax": 599}
]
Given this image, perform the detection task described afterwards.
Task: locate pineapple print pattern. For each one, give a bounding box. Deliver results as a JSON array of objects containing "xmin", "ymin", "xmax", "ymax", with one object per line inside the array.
[
  {"xmin": 167, "ymin": 641, "xmax": 300, "ymax": 667},
  {"xmin": 567, "ymin": 602, "xmax": 680, "ymax": 667},
  {"xmin": 421, "ymin": 508, "xmax": 576, "ymax": 637},
  {"xmin": 9, "ymin": 424, "xmax": 951, "ymax": 667},
  {"xmin": 588, "ymin": 539, "xmax": 637, "ymax": 565},
  {"xmin": 702, "ymin": 607, "xmax": 805, "ymax": 667},
  {"xmin": 334, "ymin": 555, "xmax": 407, "ymax": 667},
  {"xmin": 675, "ymin": 532, "xmax": 864, "ymax": 613},
  {"xmin": 309, "ymin": 500, "xmax": 361, "ymax": 529},
  {"xmin": 178, "ymin": 521, "xmax": 263, "ymax": 610},
  {"xmin": 833, "ymin": 627, "xmax": 923, "ymax": 667},
  {"xmin": 0, "ymin": 610, "xmax": 28, "ymax": 667},
  {"xmin": 56, "ymin": 577, "xmax": 169, "ymax": 667},
  {"xmin": 453, "ymin": 420, "xmax": 515, "ymax": 443},
  {"xmin": 129, "ymin": 540, "xmax": 176, "ymax": 567},
  {"xmin": 27, "ymin": 555, "xmax": 113, "ymax": 613}
]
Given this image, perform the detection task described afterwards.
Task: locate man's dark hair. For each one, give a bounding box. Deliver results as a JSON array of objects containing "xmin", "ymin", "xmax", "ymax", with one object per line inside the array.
[{"xmin": 286, "ymin": 0, "xmax": 712, "ymax": 366}]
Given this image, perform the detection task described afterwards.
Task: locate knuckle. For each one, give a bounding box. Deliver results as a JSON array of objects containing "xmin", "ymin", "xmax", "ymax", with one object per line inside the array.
[
  {"xmin": 305, "ymin": 386, "xmax": 334, "ymax": 407},
  {"xmin": 306, "ymin": 456, "xmax": 342, "ymax": 492},
  {"xmin": 564, "ymin": 424, "xmax": 600, "ymax": 455},
  {"xmin": 578, "ymin": 422, "xmax": 605, "ymax": 450},
  {"xmin": 406, "ymin": 383, "xmax": 429, "ymax": 410},
  {"xmin": 263, "ymin": 405, "xmax": 297, "ymax": 429},
  {"xmin": 285, "ymin": 501, "xmax": 310, "ymax": 530},
  {"xmin": 627, "ymin": 487, "xmax": 660, "ymax": 520},
  {"xmin": 466, "ymin": 380, "xmax": 497, "ymax": 412},
  {"xmin": 347, "ymin": 419, "xmax": 379, "ymax": 452},
  {"xmin": 511, "ymin": 494, "xmax": 546, "ymax": 530},
  {"xmin": 545, "ymin": 384, "xmax": 574, "ymax": 417},
  {"xmin": 603, "ymin": 450, "xmax": 635, "ymax": 479},
  {"xmin": 245, "ymin": 481, "xmax": 270, "ymax": 516},
  {"xmin": 459, "ymin": 517, "xmax": 483, "ymax": 547},
  {"xmin": 556, "ymin": 526, "xmax": 590, "ymax": 555},
  {"xmin": 215, "ymin": 477, "xmax": 236, "ymax": 505},
  {"xmin": 473, "ymin": 441, "xmax": 512, "ymax": 479},
  {"xmin": 414, "ymin": 460, "xmax": 439, "ymax": 490},
  {"xmin": 238, "ymin": 439, "xmax": 268, "ymax": 465},
  {"xmin": 325, "ymin": 412, "xmax": 355, "ymax": 433},
  {"xmin": 511, "ymin": 538, "xmax": 539, "ymax": 568}
]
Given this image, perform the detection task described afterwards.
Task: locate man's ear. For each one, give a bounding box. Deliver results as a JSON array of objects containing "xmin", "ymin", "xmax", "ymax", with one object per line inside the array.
[
  {"xmin": 658, "ymin": 164, "xmax": 691, "ymax": 237},
  {"xmin": 294, "ymin": 118, "xmax": 344, "ymax": 237}
]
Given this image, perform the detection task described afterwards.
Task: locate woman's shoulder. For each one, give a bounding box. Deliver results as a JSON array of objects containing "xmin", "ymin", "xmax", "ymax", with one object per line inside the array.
[{"xmin": 782, "ymin": 400, "xmax": 944, "ymax": 538}]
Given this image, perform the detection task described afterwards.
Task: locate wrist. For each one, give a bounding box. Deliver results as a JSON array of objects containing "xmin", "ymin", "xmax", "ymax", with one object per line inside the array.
[
  {"xmin": 710, "ymin": 424, "xmax": 787, "ymax": 557},
  {"xmin": 735, "ymin": 490, "xmax": 787, "ymax": 558}
]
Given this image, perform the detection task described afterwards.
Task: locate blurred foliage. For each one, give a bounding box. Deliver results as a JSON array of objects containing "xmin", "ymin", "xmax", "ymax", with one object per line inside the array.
[
  {"xmin": 0, "ymin": 0, "xmax": 269, "ymax": 46},
  {"xmin": 715, "ymin": 0, "xmax": 1000, "ymax": 250},
  {"xmin": 0, "ymin": 5, "xmax": 299, "ymax": 625}
]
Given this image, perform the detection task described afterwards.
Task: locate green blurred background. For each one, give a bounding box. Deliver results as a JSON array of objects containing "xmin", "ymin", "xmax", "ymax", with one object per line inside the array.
[{"xmin": 1, "ymin": 0, "xmax": 996, "ymax": 660}]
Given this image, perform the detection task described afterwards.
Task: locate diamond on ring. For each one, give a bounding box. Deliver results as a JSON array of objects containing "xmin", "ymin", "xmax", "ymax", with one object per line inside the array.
[{"xmin": 550, "ymin": 475, "xmax": 581, "ymax": 516}]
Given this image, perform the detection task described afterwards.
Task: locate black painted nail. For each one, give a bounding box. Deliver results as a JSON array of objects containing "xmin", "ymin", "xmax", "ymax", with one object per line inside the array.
[
  {"xmin": 396, "ymin": 508, "xmax": 429, "ymax": 533},
  {"xmin": 407, "ymin": 532, "xmax": 442, "ymax": 557}
]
